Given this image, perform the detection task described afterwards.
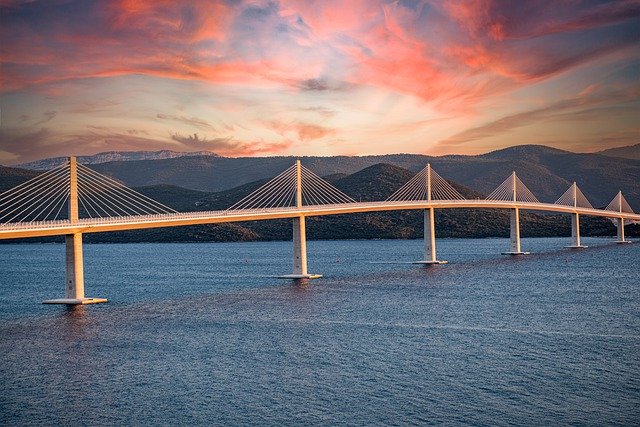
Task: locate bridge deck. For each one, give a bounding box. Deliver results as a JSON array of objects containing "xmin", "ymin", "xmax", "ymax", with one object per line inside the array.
[{"xmin": 1, "ymin": 200, "xmax": 639, "ymax": 240}]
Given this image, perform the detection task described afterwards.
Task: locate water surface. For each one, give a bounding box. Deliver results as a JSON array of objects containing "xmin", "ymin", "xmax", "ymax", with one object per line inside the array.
[{"xmin": 1, "ymin": 237, "xmax": 638, "ymax": 425}]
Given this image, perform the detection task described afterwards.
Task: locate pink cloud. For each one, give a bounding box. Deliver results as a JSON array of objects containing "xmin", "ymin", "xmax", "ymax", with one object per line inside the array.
[
  {"xmin": 2, "ymin": 0, "xmax": 637, "ymax": 105},
  {"xmin": 268, "ymin": 121, "xmax": 336, "ymax": 142}
]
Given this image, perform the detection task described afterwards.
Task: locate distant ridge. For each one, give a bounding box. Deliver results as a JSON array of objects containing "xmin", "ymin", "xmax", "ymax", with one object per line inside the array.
[
  {"xmin": 15, "ymin": 150, "xmax": 219, "ymax": 170},
  {"xmin": 3, "ymin": 144, "xmax": 639, "ymax": 208},
  {"xmin": 596, "ymin": 143, "xmax": 640, "ymax": 160}
]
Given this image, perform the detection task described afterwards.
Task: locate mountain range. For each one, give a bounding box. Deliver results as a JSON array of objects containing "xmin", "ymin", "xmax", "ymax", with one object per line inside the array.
[
  {"xmin": 13, "ymin": 143, "xmax": 639, "ymax": 171},
  {"xmin": 6, "ymin": 144, "xmax": 636, "ymax": 209}
]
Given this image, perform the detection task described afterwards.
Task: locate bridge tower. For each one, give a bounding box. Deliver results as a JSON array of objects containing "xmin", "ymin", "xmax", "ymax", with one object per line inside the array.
[
  {"xmin": 386, "ymin": 163, "xmax": 463, "ymax": 264},
  {"xmin": 44, "ymin": 157, "xmax": 107, "ymax": 304},
  {"xmin": 414, "ymin": 164, "xmax": 447, "ymax": 265},
  {"xmin": 612, "ymin": 191, "xmax": 632, "ymax": 244},
  {"xmin": 555, "ymin": 181, "xmax": 593, "ymax": 248},
  {"xmin": 280, "ymin": 160, "xmax": 322, "ymax": 279},
  {"xmin": 501, "ymin": 172, "xmax": 530, "ymax": 255},
  {"xmin": 567, "ymin": 183, "xmax": 587, "ymax": 249}
]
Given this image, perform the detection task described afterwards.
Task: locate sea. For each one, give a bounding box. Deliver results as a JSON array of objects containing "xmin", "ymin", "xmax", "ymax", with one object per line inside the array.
[{"xmin": 0, "ymin": 237, "xmax": 638, "ymax": 425}]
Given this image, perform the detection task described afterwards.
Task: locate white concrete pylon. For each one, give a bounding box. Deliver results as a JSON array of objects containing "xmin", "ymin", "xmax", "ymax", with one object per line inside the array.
[
  {"xmin": 566, "ymin": 213, "xmax": 587, "ymax": 249},
  {"xmin": 565, "ymin": 182, "xmax": 587, "ymax": 249},
  {"xmin": 278, "ymin": 160, "xmax": 322, "ymax": 279},
  {"xmin": 501, "ymin": 173, "xmax": 529, "ymax": 255},
  {"xmin": 616, "ymin": 217, "xmax": 631, "ymax": 244},
  {"xmin": 43, "ymin": 157, "xmax": 107, "ymax": 305},
  {"xmin": 502, "ymin": 207, "xmax": 530, "ymax": 255},
  {"xmin": 414, "ymin": 164, "xmax": 447, "ymax": 265},
  {"xmin": 610, "ymin": 191, "xmax": 632, "ymax": 244}
]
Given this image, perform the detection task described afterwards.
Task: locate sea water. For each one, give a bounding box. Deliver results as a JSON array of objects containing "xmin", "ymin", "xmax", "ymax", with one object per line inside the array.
[{"xmin": 0, "ymin": 237, "xmax": 638, "ymax": 425}]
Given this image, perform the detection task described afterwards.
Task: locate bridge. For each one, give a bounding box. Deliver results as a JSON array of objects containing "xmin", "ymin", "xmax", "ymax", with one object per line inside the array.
[{"xmin": 1, "ymin": 157, "xmax": 638, "ymax": 305}]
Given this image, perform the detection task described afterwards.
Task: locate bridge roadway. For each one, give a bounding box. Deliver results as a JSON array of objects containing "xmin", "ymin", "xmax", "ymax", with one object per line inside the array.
[{"xmin": 1, "ymin": 199, "xmax": 639, "ymax": 240}]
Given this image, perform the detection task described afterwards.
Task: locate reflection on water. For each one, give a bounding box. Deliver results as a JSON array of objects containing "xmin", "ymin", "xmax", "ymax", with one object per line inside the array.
[
  {"xmin": 63, "ymin": 304, "xmax": 87, "ymax": 318},
  {"xmin": 0, "ymin": 237, "xmax": 638, "ymax": 425}
]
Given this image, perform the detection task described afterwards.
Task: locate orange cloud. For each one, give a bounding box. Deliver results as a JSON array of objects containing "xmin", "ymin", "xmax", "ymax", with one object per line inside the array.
[{"xmin": 268, "ymin": 121, "xmax": 336, "ymax": 142}]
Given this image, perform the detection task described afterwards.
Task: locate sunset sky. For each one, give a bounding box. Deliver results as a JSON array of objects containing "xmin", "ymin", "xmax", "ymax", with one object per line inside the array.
[{"xmin": 1, "ymin": 0, "xmax": 638, "ymax": 163}]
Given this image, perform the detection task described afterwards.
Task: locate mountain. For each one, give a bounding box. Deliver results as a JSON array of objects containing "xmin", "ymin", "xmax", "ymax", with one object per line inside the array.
[
  {"xmin": 69, "ymin": 145, "xmax": 640, "ymax": 209},
  {"xmin": 9, "ymin": 145, "xmax": 639, "ymax": 208},
  {"xmin": 596, "ymin": 143, "xmax": 640, "ymax": 160},
  {"xmin": 15, "ymin": 150, "xmax": 219, "ymax": 170}
]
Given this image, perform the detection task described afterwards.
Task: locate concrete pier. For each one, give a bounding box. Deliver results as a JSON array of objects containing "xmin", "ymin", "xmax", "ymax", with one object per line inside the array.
[
  {"xmin": 413, "ymin": 208, "xmax": 447, "ymax": 265},
  {"xmin": 502, "ymin": 207, "xmax": 529, "ymax": 255},
  {"xmin": 566, "ymin": 213, "xmax": 587, "ymax": 249},
  {"xmin": 616, "ymin": 217, "xmax": 631, "ymax": 244}
]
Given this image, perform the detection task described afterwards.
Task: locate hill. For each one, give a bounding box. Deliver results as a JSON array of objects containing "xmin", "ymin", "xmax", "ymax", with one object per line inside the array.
[
  {"xmin": 596, "ymin": 143, "xmax": 640, "ymax": 160},
  {"xmin": 0, "ymin": 166, "xmax": 41, "ymax": 192}
]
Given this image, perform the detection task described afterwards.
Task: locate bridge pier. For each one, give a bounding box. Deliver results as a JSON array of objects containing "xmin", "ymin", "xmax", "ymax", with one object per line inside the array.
[
  {"xmin": 43, "ymin": 156, "xmax": 107, "ymax": 305},
  {"xmin": 277, "ymin": 216, "xmax": 322, "ymax": 279},
  {"xmin": 278, "ymin": 159, "xmax": 322, "ymax": 279},
  {"xmin": 566, "ymin": 213, "xmax": 587, "ymax": 249},
  {"xmin": 413, "ymin": 208, "xmax": 447, "ymax": 265},
  {"xmin": 616, "ymin": 217, "xmax": 631, "ymax": 244},
  {"xmin": 502, "ymin": 208, "xmax": 529, "ymax": 255},
  {"xmin": 44, "ymin": 233, "xmax": 106, "ymax": 305}
]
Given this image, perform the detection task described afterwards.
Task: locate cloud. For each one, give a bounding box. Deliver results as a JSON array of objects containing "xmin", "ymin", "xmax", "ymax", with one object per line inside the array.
[
  {"xmin": 439, "ymin": 86, "xmax": 640, "ymax": 147},
  {"xmin": 295, "ymin": 77, "xmax": 352, "ymax": 92},
  {"xmin": 0, "ymin": 127, "xmax": 52, "ymax": 163},
  {"xmin": 156, "ymin": 113, "xmax": 216, "ymax": 131},
  {"xmin": 169, "ymin": 132, "xmax": 294, "ymax": 156},
  {"xmin": 32, "ymin": 110, "xmax": 57, "ymax": 125},
  {"xmin": 2, "ymin": 0, "xmax": 639, "ymax": 159},
  {"xmin": 300, "ymin": 106, "xmax": 336, "ymax": 118},
  {"xmin": 0, "ymin": 127, "xmax": 175, "ymax": 164},
  {"xmin": 126, "ymin": 129, "xmax": 149, "ymax": 136},
  {"xmin": 267, "ymin": 121, "xmax": 336, "ymax": 142},
  {"xmin": 3, "ymin": 0, "xmax": 638, "ymax": 107}
]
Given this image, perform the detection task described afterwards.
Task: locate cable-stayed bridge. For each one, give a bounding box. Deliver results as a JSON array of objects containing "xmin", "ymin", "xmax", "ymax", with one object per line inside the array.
[{"xmin": 1, "ymin": 157, "xmax": 638, "ymax": 304}]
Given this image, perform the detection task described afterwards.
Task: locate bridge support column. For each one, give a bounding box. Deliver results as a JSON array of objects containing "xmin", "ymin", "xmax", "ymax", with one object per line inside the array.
[
  {"xmin": 502, "ymin": 208, "xmax": 529, "ymax": 255},
  {"xmin": 413, "ymin": 208, "xmax": 447, "ymax": 265},
  {"xmin": 566, "ymin": 213, "xmax": 587, "ymax": 249},
  {"xmin": 278, "ymin": 159, "xmax": 322, "ymax": 280},
  {"xmin": 43, "ymin": 233, "xmax": 107, "ymax": 305},
  {"xmin": 44, "ymin": 156, "xmax": 107, "ymax": 305},
  {"xmin": 616, "ymin": 217, "xmax": 631, "ymax": 244},
  {"xmin": 278, "ymin": 216, "xmax": 321, "ymax": 279}
]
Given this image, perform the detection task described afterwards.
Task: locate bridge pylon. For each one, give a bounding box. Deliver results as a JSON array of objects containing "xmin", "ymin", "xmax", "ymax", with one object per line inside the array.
[
  {"xmin": 278, "ymin": 160, "xmax": 322, "ymax": 279},
  {"xmin": 556, "ymin": 182, "xmax": 591, "ymax": 249},
  {"xmin": 227, "ymin": 159, "xmax": 354, "ymax": 279},
  {"xmin": 43, "ymin": 157, "xmax": 107, "ymax": 305},
  {"xmin": 387, "ymin": 163, "xmax": 463, "ymax": 265},
  {"xmin": 488, "ymin": 172, "xmax": 534, "ymax": 255},
  {"xmin": 415, "ymin": 164, "xmax": 447, "ymax": 265},
  {"xmin": 607, "ymin": 191, "xmax": 633, "ymax": 244}
]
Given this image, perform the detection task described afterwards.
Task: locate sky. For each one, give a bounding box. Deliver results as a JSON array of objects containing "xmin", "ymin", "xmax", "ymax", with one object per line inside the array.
[{"xmin": 0, "ymin": 0, "xmax": 638, "ymax": 163}]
